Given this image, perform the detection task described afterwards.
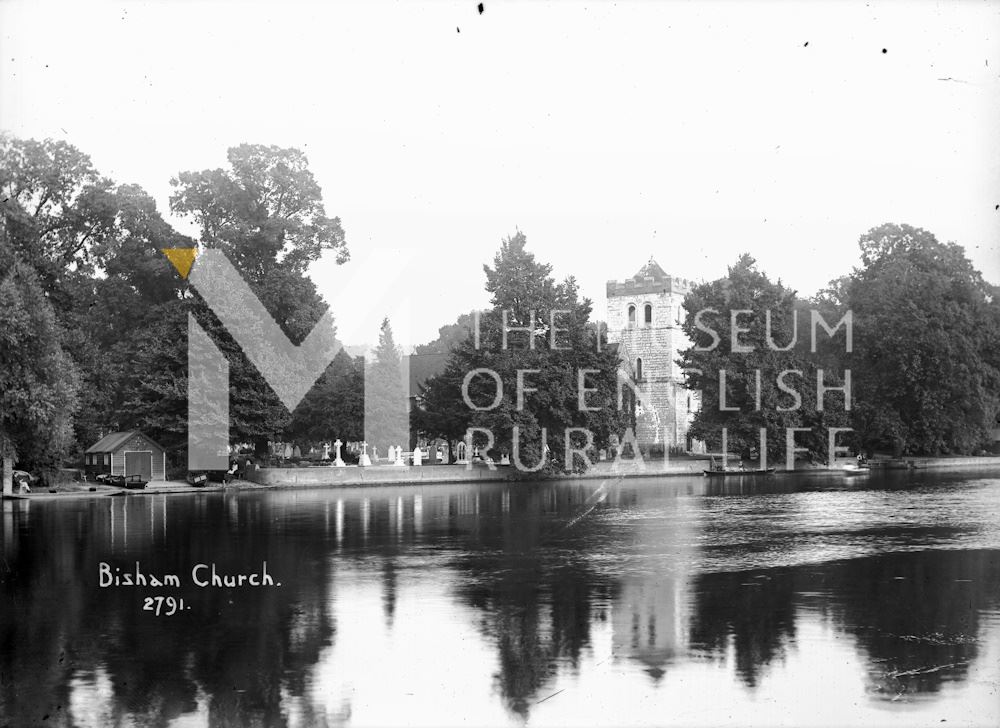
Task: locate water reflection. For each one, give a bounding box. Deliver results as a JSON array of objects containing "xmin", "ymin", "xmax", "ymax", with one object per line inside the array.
[{"xmin": 0, "ymin": 472, "xmax": 998, "ymax": 726}]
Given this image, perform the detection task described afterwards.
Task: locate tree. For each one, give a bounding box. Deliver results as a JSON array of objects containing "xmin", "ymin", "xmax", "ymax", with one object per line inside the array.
[
  {"xmin": 286, "ymin": 350, "xmax": 364, "ymax": 445},
  {"xmin": 112, "ymin": 302, "xmax": 190, "ymax": 460},
  {"xmin": 678, "ymin": 254, "xmax": 851, "ymax": 464},
  {"xmin": 413, "ymin": 311, "xmax": 482, "ymax": 355},
  {"xmin": 1, "ymin": 135, "xmax": 196, "ymax": 461},
  {"xmin": 417, "ymin": 232, "xmax": 627, "ymax": 474},
  {"xmin": 845, "ymin": 223, "xmax": 1000, "ymax": 455},
  {"xmin": 365, "ymin": 318, "xmax": 409, "ymax": 452},
  {"xmin": 0, "ymin": 135, "xmax": 120, "ymax": 304},
  {"xmin": 169, "ymin": 143, "xmax": 348, "ymax": 280},
  {"xmin": 169, "ymin": 144, "xmax": 350, "ymax": 452},
  {"xmin": 71, "ymin": 184, "xmax": 193, "ymax": 452},
  {"xmin": 0, "ymin": 136, "xmax": 353, "ymax": 472},
  {"xmin": 411, "ymin": 351, "xmax": 476, "ymax": 458},
  {"xmin": 0, "ymin": 263, "xmax": 80, "ymax": 494}
]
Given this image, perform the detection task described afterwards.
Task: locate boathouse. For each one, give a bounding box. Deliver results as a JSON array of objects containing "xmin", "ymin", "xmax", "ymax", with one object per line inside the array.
[{"xmin": 85, "ymin": 430, "xmax": 167, "ymax": 481}]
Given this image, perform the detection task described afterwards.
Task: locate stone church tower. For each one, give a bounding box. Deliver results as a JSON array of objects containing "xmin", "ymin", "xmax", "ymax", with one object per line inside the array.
[{"xmin": 606, "ymin": 258, "xmax": 699, "ymax": 451}]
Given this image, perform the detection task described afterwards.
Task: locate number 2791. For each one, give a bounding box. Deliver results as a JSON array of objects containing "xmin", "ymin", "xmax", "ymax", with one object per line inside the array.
[{"xmin": 143, "ymin": 596, "xmax": 187, "ymax": 616}]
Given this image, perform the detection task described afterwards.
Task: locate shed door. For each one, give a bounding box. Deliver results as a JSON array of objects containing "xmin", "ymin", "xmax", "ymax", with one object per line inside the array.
[{"xmin": 124, "ymin": 452, "xmax": 152, "ymax": 479}]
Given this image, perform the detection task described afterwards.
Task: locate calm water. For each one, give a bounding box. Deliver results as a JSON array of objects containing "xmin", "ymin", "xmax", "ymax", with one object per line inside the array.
[{"xmin": 2, "ymin": 470, "xmax": 999, "ymax": 727}]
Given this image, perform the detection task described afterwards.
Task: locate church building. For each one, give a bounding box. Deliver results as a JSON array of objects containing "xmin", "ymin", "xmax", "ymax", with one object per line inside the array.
[{"xmin": 606, "ymin": 258, "xmax": 700, "ymax": 452}]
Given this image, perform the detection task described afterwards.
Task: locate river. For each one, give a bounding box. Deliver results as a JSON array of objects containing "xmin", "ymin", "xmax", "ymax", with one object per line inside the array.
[{"xmin": 2, "ymin": 469, "xmax": 998, "ymax": 726}]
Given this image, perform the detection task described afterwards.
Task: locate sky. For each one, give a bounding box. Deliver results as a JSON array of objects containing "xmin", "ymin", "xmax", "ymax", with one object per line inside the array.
[{"xmin": 2, "ymin": 0, "xmax": 998, "ymax": 348}]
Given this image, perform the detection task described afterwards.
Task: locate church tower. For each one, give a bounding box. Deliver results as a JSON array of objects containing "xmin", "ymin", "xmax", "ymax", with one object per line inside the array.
[{"xmin": 606, "ymin": 258, "xmax": 699, "ymax": 451}]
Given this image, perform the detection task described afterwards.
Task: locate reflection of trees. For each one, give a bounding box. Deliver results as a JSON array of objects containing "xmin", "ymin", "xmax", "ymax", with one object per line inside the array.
[
  {"xmin": 1, "ymin": 502, "xmax": 85, "ymax": 726},
  {"xmin": 445, "ymin": 484, "xmax": 619, "ymax": 720},
  {"xmin": 807, "ymin": 549, "xmax": 1000, "ymax": 699},
  {"xmin": 5, "ymin": 484, "xmax": 999, "ymax": 726},
  {"xmin": 688, "ymin": 568, "xmax": 798, "ymax": 687},
  {"xmin": 688, "ymin": 550, "xmax": 1000, "ymax": 696},
  {"xmin": 0, "ymin": 494, "xmax": 336, "ymax": 727}
]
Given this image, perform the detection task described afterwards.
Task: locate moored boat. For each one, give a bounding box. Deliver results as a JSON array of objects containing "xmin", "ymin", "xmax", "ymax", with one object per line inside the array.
[
  {"xmin": 841, "ymin": 463, "xmax": 871, "ymax": 475},
  {"xmin": 703, "ymin": 467, "xmax": 776, "ymax": 476}
]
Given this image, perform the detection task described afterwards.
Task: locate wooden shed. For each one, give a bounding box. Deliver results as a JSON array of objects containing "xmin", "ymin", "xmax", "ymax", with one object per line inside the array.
[{"xmin": 85, "ymin": 431, "xmax": 167, "ymax": 482}]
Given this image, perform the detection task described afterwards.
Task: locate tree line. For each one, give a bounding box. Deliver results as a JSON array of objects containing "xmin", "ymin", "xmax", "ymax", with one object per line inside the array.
[
  {"xmin": 3, "ymin": 133, "xmax": 998, "ymax": 490},
  {"xmin": 677, "ymin": 225, "xmax": 1000, "ymax": 461},
  {"xmin": 0, "ymin": 135, "xmax": 365, "ymax": 489}
]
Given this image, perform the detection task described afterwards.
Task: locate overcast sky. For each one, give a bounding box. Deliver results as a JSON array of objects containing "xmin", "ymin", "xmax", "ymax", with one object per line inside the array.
[{"xmin": 2, "ymin": 0, "xmax": 998, "ymax": 348}]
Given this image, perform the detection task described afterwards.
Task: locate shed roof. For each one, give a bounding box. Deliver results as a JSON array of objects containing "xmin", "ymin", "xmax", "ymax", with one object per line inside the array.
[{"xmin": 86, "ymin": 430, "xmax": 165, "ymax": 454}]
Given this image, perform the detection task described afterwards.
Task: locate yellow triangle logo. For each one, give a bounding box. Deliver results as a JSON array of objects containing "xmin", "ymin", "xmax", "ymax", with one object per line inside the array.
[{"xmin": 161, "ymin": 248, "xmax": 197, "ymax": 279}]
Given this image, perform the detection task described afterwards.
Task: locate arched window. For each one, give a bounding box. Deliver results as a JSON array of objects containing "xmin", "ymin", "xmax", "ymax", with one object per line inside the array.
[
  {"xmin": 636, "ymin": 357, "xmax": 643, "ymax": 380},
  {"xmin": 627, "ymin": 304, "xmax": 636, "ymax": 327},
  {"xmin": 644, "ymin": 303, "xmax": 652, "ymax": 325}
]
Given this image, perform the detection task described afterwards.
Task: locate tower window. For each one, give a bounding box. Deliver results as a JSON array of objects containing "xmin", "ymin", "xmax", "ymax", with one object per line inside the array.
[
  {"xmin": 636, "ymin": 357, "xmax": 643, "ymax": 380},
  {"xmin": 644, "ymin": 303, "xmax": 652, "ymax": 325},
  {"xmin": 627, "ymin": 304, "xmax": 636, "ymax": 327}
]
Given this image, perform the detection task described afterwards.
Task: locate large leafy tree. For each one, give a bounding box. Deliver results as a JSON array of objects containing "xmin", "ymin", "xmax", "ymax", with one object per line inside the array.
[
  {"xmin": 72, "ymin": 185, "xmax": 192, "ymax": 451},
  {"xmin": 169, "ymin": 144, "xmax": 349, "ymax": 452},
  {"xmin": 417, "ymin": 232, "xmax": 626, "ymax": 474},
  {"xmin": 0, "ymin": 262, "xmax": 80, "ymax": 493},
  {"xmin": 678, "ymin": 254, "xmax": 851, "ymax": 464},
  {"xmin": 844, "ymin": 223, "xmax": 1000, "ymax": 455},
  {"xmin": 0, "ymin": 136, "xmax": 353, "ymax": 471},
  {"xmin": 0, "ymin": 135, "xmax": 119, "ymax": 303},
  {"xmin": 170, "ymin": 143, "xmax": 348, "ymax": 279},
  {"xmin": 1, "ymin": 136, "xmax": 189, "ymax": 460}
]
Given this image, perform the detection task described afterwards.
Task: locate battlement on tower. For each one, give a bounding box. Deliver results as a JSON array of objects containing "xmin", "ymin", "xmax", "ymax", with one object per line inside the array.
[
  {"xmin": 606, "ymin": 258, "xmax": 696, "ymax": 298},
  {"xmin": 605, "ymin": 276, "xmax": 696, "ymax": 297}
]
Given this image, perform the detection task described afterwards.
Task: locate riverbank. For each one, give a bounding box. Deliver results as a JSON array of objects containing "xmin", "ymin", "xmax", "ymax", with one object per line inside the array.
[
  {"xmin": 6, "ymin": 455, "xmax": 1000, "ymax": 501},
  {"xmin": 243, "ymin": 454, "xmax": 1000, "ymax": 487}
]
